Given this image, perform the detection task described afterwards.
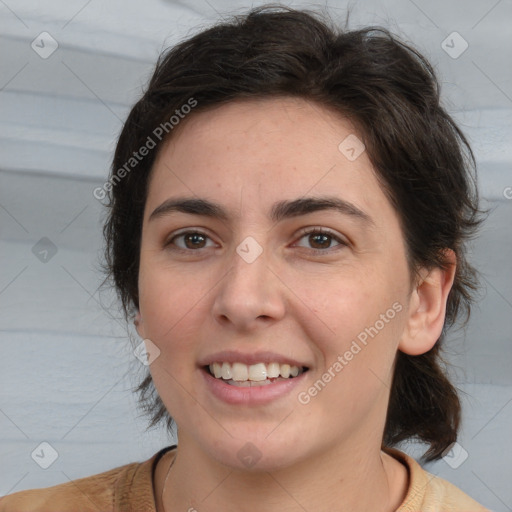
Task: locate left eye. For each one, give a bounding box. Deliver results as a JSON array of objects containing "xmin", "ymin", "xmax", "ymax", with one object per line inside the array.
[{"xmin": 294, "ymin": 229, "xmax": 346, "ymax": 251}]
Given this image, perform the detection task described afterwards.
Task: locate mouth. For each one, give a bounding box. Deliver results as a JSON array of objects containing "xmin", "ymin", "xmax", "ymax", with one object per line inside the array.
[{"xmin": 204, "ymin": 361, "xmax": 309, "ymax": 387}]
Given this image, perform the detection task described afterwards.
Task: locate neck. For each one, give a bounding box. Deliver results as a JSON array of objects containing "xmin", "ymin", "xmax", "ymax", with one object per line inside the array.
[{"xmin": 156, "ymin": 437, "xmax": 408, "ymax": 512}]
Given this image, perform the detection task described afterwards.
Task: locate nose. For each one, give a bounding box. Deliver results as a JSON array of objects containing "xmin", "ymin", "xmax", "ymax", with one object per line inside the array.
[{"xmin": 211, "ymin": 243, "xmax": 286, "ymax": 332}]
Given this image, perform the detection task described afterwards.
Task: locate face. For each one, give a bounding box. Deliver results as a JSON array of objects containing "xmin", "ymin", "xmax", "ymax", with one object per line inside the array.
[{"xmin": 136, "ymin": 97, "xmax": 416, "ymax": 470}]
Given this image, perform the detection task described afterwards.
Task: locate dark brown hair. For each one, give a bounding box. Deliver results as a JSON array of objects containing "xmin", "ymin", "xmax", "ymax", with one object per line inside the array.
[{"xmin": 102, "ymin": 4, "xmax": 483, "ymax": 461}]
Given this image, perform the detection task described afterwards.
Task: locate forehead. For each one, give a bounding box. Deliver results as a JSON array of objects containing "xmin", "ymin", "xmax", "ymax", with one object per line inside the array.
[{"xmin": 145, "ymin": 97, "xmax": 395, "ymax": 227}]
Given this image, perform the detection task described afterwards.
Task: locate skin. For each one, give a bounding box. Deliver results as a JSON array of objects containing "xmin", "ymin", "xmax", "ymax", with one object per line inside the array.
[{"xmin": 135, "ymin": 97, "xmax": 456, "ymax": 512}]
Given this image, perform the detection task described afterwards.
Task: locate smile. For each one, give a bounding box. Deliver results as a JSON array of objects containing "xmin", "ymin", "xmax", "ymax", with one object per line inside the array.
[{"xmin": 207, "ymin": 362, "xmax": 306, "ymax": 387}]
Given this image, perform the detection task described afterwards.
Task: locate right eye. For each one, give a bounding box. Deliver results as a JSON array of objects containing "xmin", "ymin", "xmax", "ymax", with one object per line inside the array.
[{"xmin": 166, "ymin": 230, "xmax": 217, "ymax": 252}]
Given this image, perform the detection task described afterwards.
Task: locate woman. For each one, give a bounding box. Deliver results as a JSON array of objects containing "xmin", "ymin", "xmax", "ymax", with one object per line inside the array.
[{"xmin": 1, "ymin": 5, "xmax": 490, "ymax": 511}]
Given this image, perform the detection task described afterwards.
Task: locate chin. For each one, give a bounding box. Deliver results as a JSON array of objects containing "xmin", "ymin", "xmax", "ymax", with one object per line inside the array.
[{"xmin": 194, "ymin": 427, "xmax": 309, "ymax": 473}]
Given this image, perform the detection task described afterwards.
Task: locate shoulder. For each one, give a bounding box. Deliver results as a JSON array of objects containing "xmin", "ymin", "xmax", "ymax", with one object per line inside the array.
[
  {"xmin": 0, "ymin": 463, "xmax": 132, "ymax": 512},
  {"xmin": 384, "ymin": 447, "xmax": 491, "ymax": 512},
  {"xmin": 0, "ymin": 447, "xmax": 175, "ymax": 512}
]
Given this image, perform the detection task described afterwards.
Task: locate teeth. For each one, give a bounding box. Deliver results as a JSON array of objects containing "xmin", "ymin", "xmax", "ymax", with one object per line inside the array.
[
  {"xmin": 212, "ymin": 362, "xmax": 222, "ymax": 379},
  {"xmin": 267, "ymin": 362, "xmax": 280, "ymax": 378},
  {"xmin": 231, "ymin": 362, "xmax": 248, "ymax": 381},
  {"xmin": 280, "ymin": 364, "xmax": 290, "ymax": 378},
  {"xmin": 208, "ymin": 362, "xmax": 304, "ymax": 382},
  {"xmin": 221, "ymin": 362, "xmax": 232, "ymax": 380},
  {"xmin": 248, "ymin": 362, "xmax": 267, "ymax": 381}
]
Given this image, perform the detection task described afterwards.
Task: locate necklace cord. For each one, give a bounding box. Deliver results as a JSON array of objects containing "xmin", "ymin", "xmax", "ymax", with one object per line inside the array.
[{"xmin": 160, "ymin": 451, "xmax": 177, "ymax": 512}]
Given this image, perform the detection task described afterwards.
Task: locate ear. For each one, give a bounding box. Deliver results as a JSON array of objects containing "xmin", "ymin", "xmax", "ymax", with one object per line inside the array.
[
  {"xmin": 134, "ymin": 310, "xmax": 146, "ymax": 339},
  {"xmin": 398, "ymin": 249, "xmax": 456, "ymax": 356}
]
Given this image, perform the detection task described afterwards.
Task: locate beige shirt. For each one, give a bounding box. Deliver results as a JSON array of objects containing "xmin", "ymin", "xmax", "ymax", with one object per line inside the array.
[{"xmin": 0, "ymin": 446, "xmax": 490, "ymax": 511}]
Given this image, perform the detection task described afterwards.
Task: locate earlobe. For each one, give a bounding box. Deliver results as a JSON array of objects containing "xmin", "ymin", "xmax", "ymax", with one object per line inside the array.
[
  {"xmin": 399, "ymin": 250, "xmax": 457, "ymax": 356},
  {"xmin": 134, "ymin": 310, "xmax": 145, "ymax": 339}
]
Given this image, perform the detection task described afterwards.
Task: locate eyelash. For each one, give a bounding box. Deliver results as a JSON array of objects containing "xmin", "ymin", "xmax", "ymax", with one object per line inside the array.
[{"xmin": 165, "ymin": 227, "xmax": 347, "ymax": 255}]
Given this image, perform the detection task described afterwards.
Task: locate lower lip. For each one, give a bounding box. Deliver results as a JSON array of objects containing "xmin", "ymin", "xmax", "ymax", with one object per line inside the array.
[{"xmin": 201, "ymin": 368, "xmax": 308, "ymax": 405}]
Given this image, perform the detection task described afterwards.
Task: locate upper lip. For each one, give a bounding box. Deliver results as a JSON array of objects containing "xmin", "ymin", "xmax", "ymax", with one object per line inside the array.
[{"xmin": 198, "ymin": 350, "xmax": 310, "ymax": 368}]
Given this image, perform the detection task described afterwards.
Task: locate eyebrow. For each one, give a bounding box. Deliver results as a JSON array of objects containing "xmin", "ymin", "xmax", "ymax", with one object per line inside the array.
[{"xmin": 148, "ymin": 196, "xmax": 374, "ymax": 226}]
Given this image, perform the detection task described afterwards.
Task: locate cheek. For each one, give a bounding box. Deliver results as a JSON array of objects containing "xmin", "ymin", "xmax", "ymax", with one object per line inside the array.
[
  {"xmin": 293, "ymin": 267, "xmax": 406, "ymax": 400},
  {"xmin": 297, "ymin": 286, "xmax": 405, "ymax": 430},
  {"xmin": 296, "ymin": 267, "xmax": 402, "ymax": 346},
  {"xmin": 138, "ymin": 264, "xmax": 210, "ymax": 416},
  {"xmin": 138, "ymin": 258, "xmax": 207, "ymax": 341}
]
